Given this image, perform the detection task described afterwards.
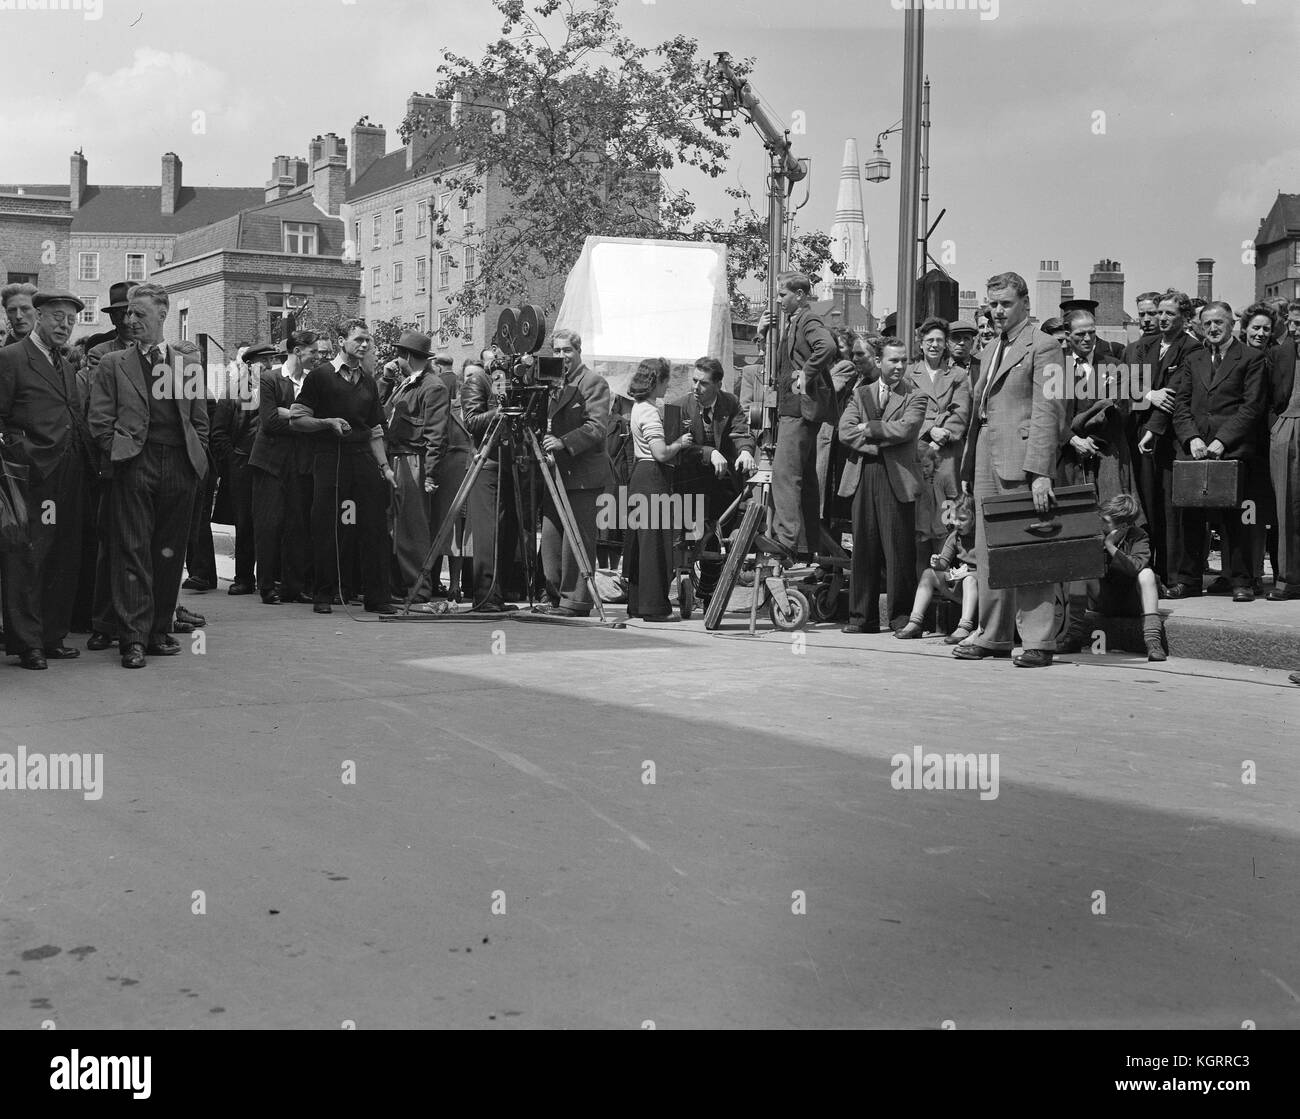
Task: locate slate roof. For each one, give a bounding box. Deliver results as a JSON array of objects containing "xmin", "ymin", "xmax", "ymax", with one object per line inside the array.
[
  {"xmin": 346, "ymin": 135, "xmax": 462, "ymax": 202},
  {"xmin": 1255, "ymin": 193, "xmax": 1300, "ymax": 249},
  {"xmin": 68, "ymin": 186, "xmax": 266, "ymax": 234},
  {"xmin": 170, "ymin": 192, "xmax": 349, "ymax": 262}
]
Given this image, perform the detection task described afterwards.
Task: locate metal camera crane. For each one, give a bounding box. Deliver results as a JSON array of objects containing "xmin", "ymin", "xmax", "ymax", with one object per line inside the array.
[{"xmin": 702, "ymin": 53, "xmax": 816, "ymax": 633}]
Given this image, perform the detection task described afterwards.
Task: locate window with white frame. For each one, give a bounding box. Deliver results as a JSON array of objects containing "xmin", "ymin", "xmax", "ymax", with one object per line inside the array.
[
  {"xmin": 417, "ymin": 203, "xmax": 428, "ymax": 238},
  {"xmin": 435, "ymin": 192, "xmax": 451, "ymax": 232},
  {"xmin": 78, "ymin": 252, "xmax": 99, "ymax": 282},
  {"xmin": 393, "ymin": 261, "xmax": 404, "ymax": 298},
  {"xmin": 463, "ymin": 246, "xmax": 477, "ymax": 283},
  {"xmin": 78, "ymin": 296, "xmax": 99, "ymax": 324},
  {"xmin": 283, "ymin": 222, "xmax": 318, "ymax": 255},
  {"xmin": 415, "ymin": 312, "xmax": 426, "ymax": 332},
  {"xmin": 125, "ymin": 253, "xmax": 147, "ymax": 282},
  {"xmin": 438, "ymin": 252, "xmax": 451, "ymax": 288},
  {"xmin": 393, "ymin": 208, "xmax": 404, "ymax": 244},
  {"xmin": 371, "ymin": 213, "xmax": 382, "ymax": 249},
  {"xmin": 415, "ymin": 256, "xmax": 427, "ymax": 293},
  {"xmin": 438, "ymin": 309, "xmax": 453, "ymax": 333},
  {"xmin": 178, "ymin": 307, "xmax": 189, "ymax": 341},
  {"xmin": 370, "ymin": 266, "xmax": 380, "ymax": 299}
]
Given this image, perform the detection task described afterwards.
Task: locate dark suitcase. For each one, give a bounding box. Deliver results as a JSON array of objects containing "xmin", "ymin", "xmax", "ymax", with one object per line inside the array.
[
  {"xmin": 1172, "ymin": 458, "xmax": 1244, "ymax": 508},
  {"xmin": 983, "ymin": 483, "xmax": 1103, "ymax": 590}
]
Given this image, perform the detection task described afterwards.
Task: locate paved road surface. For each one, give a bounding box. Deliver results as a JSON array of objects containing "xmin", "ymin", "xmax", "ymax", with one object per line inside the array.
[{"xmin": 2, "ymin": 596, "xmax": 1297, "ymax": 1029}]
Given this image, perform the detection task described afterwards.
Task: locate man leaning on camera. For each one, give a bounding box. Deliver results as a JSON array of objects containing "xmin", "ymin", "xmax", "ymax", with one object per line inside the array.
[{"xmin": 534, "ymin": 328, "xmax": 612, "ymax": 618}]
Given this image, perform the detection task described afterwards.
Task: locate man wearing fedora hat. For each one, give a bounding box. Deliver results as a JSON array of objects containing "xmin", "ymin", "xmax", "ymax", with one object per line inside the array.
[
  {"xmin": 382, "ymin": 330, "xmax": 451, "ymax": 603},
  {"xmin": 83, "ymin": 281, "xmax": 138, "ymax": 355},
  {"xmin": 0, "ymin": 291, "xmax": 98, "ymax": 669}
]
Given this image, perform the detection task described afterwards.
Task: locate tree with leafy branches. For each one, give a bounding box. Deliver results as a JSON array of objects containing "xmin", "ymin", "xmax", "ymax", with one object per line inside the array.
[{"xmin": 400, "ymin": 0, "xmax": 837, "ymax": 339}]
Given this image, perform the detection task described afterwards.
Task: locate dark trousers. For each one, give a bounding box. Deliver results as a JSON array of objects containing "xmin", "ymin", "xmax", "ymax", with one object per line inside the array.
[
  {"xmin": 252, "ymin": 466, "xmax": 309, "ymax": 595},
  {"xmin": 624, "ymin": 459, "xmax": 675, "ymax": 618},
  {"xmin": 228, "ymin": 452, "xmax": 256, "ymax": 585},
  {"xmin": 110, "ymin": 442, "xmax": 199, "ymax": 647},
  {"xmin": 1179, "ymin": 493, "xmax": 1253, "ymax": 589},
  {"xmin": 70, "ymin": 472, "xmax": 100, "ymax": 631},
  {"xmin": 310, "ymin": 449, "xmax": 391, "ymax": 607},
  {"xmin": 540, "ymin": 486, "xmax": 599, "ymax": 614},
  {"xmin": 185, "ymin": 455, "xmax": 218, "ymax": 585},
  {"xmin": 389, "ymin": 451, "xmax": 433, "ymax": 598},
  {"xmin": 772, "ymin": 415, "xmax": 824, "ymax": 555},
  {"xmin": 1, "ymin": 447, "xmax": 87, "ymax": 654},
  {"xmin": 847, "ymin": 458, "xmax": 916, "ymax": 630},
  {"xmin": 1139, "ymin": 443, "xmax": 1187, "ymax": 585},
  {"xmin": 467, "ymin": 458, "xmax": 520, "ymax": 608},
  {"xmin": 91, "ymin": 482, "xmax": 117, "ymax": 635}
]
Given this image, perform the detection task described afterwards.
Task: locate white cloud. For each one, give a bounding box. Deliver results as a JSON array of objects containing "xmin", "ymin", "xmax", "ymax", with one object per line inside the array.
[{"xmin": 0, "ymin": 48, "xmax": 258, "ymax": 184}]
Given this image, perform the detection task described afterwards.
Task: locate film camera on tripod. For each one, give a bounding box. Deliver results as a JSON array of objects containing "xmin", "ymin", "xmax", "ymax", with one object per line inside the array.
[{"xmin": 486, "ymin": 304, "xmax": 565, "ymax": 429}]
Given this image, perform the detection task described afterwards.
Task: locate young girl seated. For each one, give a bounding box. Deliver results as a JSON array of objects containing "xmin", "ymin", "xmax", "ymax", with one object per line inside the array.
[
  {"xmin": 1058, "ymin": 492, "xmax": 1167, "ymax": 661},
  {"xmin": 895, "ymin": 492, "xmax": 978, "ymax": 644}
]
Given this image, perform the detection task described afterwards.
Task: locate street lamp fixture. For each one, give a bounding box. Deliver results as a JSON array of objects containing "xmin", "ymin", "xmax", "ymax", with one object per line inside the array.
[{"xmin": 865, "ymin": 121, "xmax": 902, "ymax": 184}]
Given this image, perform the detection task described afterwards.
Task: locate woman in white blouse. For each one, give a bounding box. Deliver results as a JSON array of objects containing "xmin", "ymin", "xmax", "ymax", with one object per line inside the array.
[{"xmin": 624, "ymin": 358, "xmax": 693, "ymax": 620}]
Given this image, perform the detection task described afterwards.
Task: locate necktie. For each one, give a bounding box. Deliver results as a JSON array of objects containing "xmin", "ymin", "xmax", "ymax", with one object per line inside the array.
[
  {"xmin": 979, "ymin": 334, "xmax": 1008, "ymax": 421},
  {"xmin": 702, "ymin": 405, "xmax": 713, "ymax": 428},
  {"xmin": 878, "ymin": 380, "xmax": 888, "ymax": 409},
  {"xmin": 1211, "ymin": 346, "xmax": 1222, "ymax": 373}
]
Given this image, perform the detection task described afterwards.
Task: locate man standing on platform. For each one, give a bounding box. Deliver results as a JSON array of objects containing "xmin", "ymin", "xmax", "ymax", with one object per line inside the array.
[{"xmin": 956, "ymin": 271, "xmax": 1066, "ymax": 668}]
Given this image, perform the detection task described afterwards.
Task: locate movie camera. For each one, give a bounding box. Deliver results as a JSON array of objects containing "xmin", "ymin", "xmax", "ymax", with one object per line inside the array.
[{"xmin": 489, "ymin": 305, "xmax": 565, "ymax": 428}]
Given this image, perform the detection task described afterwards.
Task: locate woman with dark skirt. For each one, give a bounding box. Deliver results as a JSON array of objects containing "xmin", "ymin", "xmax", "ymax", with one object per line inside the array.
[{"xmin": 623, "ymin": 358, "xmax": 693, "ymax": 621}]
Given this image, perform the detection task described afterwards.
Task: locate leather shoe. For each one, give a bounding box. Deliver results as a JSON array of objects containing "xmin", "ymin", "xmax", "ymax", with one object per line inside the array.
[
  {"xmin": 18, "ymin": 649, "xmax": 48, "ymax": 670},
  {"xmin": 87, "ymin": 631, "xmax": 114, "ymax": 651},
  {"xmin": 952, "ymin": 643, "xmax": 1010, "ymax": 660},
  {"xmin": 1013, "ymin": 649, "xmax": 1054, "ymax": 668},
  {"xmin": 146, "ymin": 636, "xmax": 182, "ymax": 656},
  {"xmin": 43, "ymin": 644, "xmax": 80, "ymax": 660},
  {"xmin": 281, "ymin": 591, "xmax": 313, "ymax": 604},
  {"xmin": 755, "ymin": 533, "xmax": 798, "ymax": 566},
  {"xmin": 313, "ymin": 602, "xmax": 333, "ymax": 614},
  {"xmin": 1207, "ymin": 575, "xmax": 1231, "ymax": 595},
  {"xmin": 1232, "ymin": 588, "xmax": 1255, "ymax": 603},
  {"xmin": 366, "ymin": 602, "xmax": 398, "ymax": 615},
  {"xmin": 475, "ymin": 602, "xmax": 516, "ymax": 614},
  {"xmin": 260, "ymin": 590, "xmax": 281, "ymax": 605},
  {"xmin": 120, "ymin": 643, "xmax": 146, "ymax": 669},
  {"xmin": 1267, "ymin": 588, "xmax": 1300, "ymax": 601},
  {"xmin": 1164, "ymin": 584, "xmax": 1201, "ymax": 599},
  {"xmin": 181, "ymin": 577, "xmax": 214, "ymax": 592},
  {"xmin": 175, "ymin": 605, "xmax": 206, "ymax": 627},
  {"xmin": 227, "ymin": 581, "xmax": 255, "ymax": 596},
  {"xmin": 1290, "ymin": 671, "xmax": 1300, "ymax": 686},
  {"xmin": 533, "ymin": 604, "xmax": 584, "ymax": 618}
]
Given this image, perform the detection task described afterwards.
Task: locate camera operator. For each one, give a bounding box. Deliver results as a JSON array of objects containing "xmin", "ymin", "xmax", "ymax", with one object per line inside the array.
[
  {"xmin": 535, "ymin": 328, "xmax": 612, "ymax": 618},
  {"xmin": 460, "ymin": 352, "xmax": 519, "ymax": 613}
]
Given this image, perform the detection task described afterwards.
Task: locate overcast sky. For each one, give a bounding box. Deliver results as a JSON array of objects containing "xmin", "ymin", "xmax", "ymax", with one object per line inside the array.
[{"xmin": 2, "ymin": 0, "xmax": 1296, "ymax": 314}]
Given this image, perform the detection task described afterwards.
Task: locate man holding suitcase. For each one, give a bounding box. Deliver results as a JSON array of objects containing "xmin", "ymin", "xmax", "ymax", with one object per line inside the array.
[{"xmin": 956, "ymin": 271, "xmax": 1067, "ymax": 668}]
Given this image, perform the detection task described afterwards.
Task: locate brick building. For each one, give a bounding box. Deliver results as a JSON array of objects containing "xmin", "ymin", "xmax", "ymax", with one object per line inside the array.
[
  {"xmin": 0, "ymin": 184, "xmax": 71, "ymax": 292},
  {"xmin": 1254, "ymin": 193, "xmax": 1300, "ymax": 302}
]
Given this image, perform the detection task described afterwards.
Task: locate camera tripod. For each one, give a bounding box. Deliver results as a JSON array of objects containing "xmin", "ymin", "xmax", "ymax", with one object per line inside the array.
[{"xmin": 379, "ymin": 406, "xmax": 619, "ymax": 628}]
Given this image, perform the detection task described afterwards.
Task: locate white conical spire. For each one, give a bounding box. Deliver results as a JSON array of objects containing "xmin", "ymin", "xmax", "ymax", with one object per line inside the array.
[{"xmin": 818, "ymin": 138, "xmax": 873, "ymax": 313}]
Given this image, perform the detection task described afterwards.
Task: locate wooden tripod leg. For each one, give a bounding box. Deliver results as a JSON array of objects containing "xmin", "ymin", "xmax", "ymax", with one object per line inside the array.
[{"xmin": 703, "ymin": 494, "xmax": 764, "ymax": 630}]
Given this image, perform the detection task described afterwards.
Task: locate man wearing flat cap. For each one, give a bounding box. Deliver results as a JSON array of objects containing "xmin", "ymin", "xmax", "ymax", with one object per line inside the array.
[{"xmin": 0, "ymin": 291, "xmax": 98, "ymax": 669}]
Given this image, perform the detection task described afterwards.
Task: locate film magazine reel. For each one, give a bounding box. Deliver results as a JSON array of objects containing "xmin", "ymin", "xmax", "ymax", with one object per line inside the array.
[{"xmin": 493, "ymin": 304, "xmax": 547, "ymax": 357}]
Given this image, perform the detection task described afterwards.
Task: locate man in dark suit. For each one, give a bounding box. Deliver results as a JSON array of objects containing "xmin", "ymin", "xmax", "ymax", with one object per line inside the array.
[
  {"xmin": 1061, "ymin": 297, "xmax": 1125, "ymax": 360},
  {"xmin": 1168, "ymin": 301, "xmax": 1267, "ymax": 601},
  {"xmin": 534, "ymin": 328, "xmax": 611, "ymax": 618},
  {"xmin": 1136, "ymin": 290, "xmax": 1203, "ymax": 586},
  {"xmin": 245, "ymin": 345, "xmax": 301, "ymax": 605},
  {"xmin": 0, "ymin": 291, "xmax": 97, "ymax": 669},
  {"xmin": 756, "ymin": 272, "xmax": 838, "ymax": 563},
  {"xmin": 837, "ymin": 339, "xmax": 927, "ymax": 633},
  {"xmin": 1269, "ymin": 337, "xmax": 1300, "ymax": 600},
  {"xmin": 1, "ymin": 283, "xmax": 38, "ymax": 348},
  {"xmin": 87, "ymin": 283, "xmax": 210, "ymax": 668},
  {"xmin": 957, "ymin": 271, "xmax": 1067, "ymax": 668},
  {"xmin": 669, "ymin": 355, "xmax": 756, "ymax": 601},
  {"xmin": 947, "ymin": 320, "xmax": 981, "ymax": 380}
]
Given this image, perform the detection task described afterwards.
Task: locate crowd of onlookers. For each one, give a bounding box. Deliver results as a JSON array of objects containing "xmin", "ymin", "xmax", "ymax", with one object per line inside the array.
[{"xmin": 2, "ymin": 272, "xmax": 1299, "ymax": 683}]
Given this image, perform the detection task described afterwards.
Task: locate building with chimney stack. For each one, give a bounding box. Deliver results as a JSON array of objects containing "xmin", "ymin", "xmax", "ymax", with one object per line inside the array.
[
  {"xmin": 1253, "ymin": 193, "xmax": 1300, "ymax": 302},
  {"xmin": 1089, "ymin": 258, "xmax": 1125, "ymax": 327},
  {"xmin": 0, "ymin": 150, "xmax": 263, "ymax": 331},
  {"xmin": 1196, "ymin": 258, "xmax": 1215, "ymax": 302},
  {"xmin": 1035, "ymin": 260, "xmax": 1062, "ymax": 320}
]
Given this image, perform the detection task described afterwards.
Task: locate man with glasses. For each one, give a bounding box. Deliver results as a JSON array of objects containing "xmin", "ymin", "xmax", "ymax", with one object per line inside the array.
[{"xmin": 0, "ymin": 291, "xmax": 96, "ymax": 669}]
